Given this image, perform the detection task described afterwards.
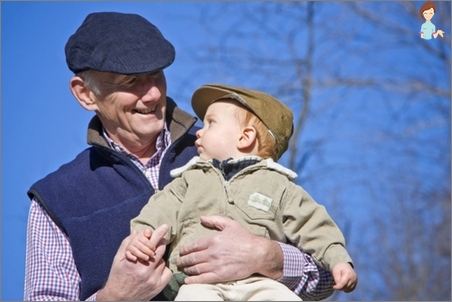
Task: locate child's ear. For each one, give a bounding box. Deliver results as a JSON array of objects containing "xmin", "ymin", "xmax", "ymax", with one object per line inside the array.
[
  {"xmin": 70, "ymin": 76, "xmax": 99, "ymax": 111},
  {"xmin": 238, "ymin": 126, "xmax": 257, "ymax": 149}
]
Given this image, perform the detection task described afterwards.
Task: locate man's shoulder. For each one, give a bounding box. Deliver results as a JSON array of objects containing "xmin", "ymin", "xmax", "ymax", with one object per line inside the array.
[{"xmin": 29, "ymin": 147, "xmax": 95, "ymax": 191}]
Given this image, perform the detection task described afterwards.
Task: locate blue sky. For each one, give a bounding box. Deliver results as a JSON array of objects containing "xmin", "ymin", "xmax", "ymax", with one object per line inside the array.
[{"xmin": 2, "ymin": 2, "xmax": 217, "ymax": 299}]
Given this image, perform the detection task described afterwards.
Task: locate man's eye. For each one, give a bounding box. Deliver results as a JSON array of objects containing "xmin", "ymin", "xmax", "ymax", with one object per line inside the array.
[{"xmin": 120, "ymin": 82, "xmax": 137, "ymax": 89}]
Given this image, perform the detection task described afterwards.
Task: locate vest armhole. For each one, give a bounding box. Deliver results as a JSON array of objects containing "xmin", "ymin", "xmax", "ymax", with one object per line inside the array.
[{"xmin": 27, "ymin": 188, "xmax": 68, "ymax": 235}]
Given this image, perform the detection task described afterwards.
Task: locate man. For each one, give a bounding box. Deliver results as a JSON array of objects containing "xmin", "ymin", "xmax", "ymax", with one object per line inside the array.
[{"xmin": 24, "ymin": 12, "xmax": 334, "ymax": 300}]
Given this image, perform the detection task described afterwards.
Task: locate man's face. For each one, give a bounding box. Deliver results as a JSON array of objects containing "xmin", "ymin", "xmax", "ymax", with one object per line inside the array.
[{"xmin": 93, "ymin": 70, "xmax": 167, "ymax": 148}]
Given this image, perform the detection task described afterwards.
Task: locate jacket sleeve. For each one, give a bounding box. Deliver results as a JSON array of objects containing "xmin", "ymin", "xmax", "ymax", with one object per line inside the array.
[
  {"xmin": 281, "ymin": 182, "xmax": 353, "ymax": 271},
  {"xmin": 130, "ymin": 175, "xmax": 187, "ymax": 243}
]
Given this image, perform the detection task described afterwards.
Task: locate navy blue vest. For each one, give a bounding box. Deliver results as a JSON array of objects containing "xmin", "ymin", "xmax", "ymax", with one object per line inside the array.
[{"xmin": 28, "ymin": 126, "xmax": 198, "ymax": 300}]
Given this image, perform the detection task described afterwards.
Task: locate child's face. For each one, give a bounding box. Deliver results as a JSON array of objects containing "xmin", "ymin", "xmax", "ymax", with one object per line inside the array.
[{"xmin": 195, "ymin": 100, "xmax": 244, "ymax": 161}]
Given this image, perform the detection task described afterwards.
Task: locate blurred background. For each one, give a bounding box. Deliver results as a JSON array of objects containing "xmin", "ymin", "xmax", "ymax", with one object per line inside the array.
[{"xmin": 2, "ymin": 1, "xmax": 450, "ymax": 300}]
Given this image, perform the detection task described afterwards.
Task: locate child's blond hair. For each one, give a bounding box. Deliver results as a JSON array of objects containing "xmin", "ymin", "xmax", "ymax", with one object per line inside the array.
[{"xmin": 234, "ymin": 102, "xmax": 279, "ymax": 161}]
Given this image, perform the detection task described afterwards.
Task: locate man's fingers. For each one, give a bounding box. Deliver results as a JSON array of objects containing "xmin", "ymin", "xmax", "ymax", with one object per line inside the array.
[
  {"xmin": 182, "ymin": 261, "xmax": 207, "ymax": 276},
  {"xmin": 184, "ymin": 272, "xmax": 218, "ymax": 285},
  {"xmin": 149, "ymin": 224, "xmax": 169, "ymax": 249},
  {"xmin": 161, "ymin": 267, "xmax": 173, "ymax": 285},
  {"xmin": 153, "ymin": 244, "xmax": 167, "ymax": 262},
  {"xmin": 179, "ymin": 215, "xmax": 238, "ymax": 257},
  {"xmin": 178, "ymin": 236, "xmax": 209, "ymax": 257},
  {"xmin": 199, "ymin": 215, "xmax": 235, "ymax": 231}
]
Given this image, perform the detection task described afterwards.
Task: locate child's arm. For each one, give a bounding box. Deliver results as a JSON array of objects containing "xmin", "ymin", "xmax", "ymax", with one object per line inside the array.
[
  {"xmin": 126, "ymin": 227, "xmax": 165, "ymax": 262},
  {"xmin": 332, "ymin": 262, "xmax": 358, "ymax": 292}
]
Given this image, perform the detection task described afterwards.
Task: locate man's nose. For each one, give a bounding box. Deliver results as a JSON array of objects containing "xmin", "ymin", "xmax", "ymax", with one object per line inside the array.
[{"xmin": 140, "ymin": 77, "xmax": 161, "ymax": 102}]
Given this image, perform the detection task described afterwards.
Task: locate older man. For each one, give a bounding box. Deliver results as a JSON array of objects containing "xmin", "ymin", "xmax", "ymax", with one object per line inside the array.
[{"xmin": 24, "ymin": 12, "xmax": 334, "ymax": 301}]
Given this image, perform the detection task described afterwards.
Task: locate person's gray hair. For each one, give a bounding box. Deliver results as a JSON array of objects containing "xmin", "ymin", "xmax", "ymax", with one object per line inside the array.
[{"xmin": 77, "ymin": 70, "xmax": 103, "ymax": 97}]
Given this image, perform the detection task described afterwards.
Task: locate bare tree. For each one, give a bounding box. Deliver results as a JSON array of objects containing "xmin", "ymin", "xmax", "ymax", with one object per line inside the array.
[{"xmin": 183, "ymin": 2, "xmax": 450, "ymax": 300}]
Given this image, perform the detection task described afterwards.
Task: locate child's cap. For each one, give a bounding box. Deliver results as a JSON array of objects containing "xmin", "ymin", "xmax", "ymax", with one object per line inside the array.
[{"xmin": 191, "ymin": 83, "xmax": 294, "ymax": 159}]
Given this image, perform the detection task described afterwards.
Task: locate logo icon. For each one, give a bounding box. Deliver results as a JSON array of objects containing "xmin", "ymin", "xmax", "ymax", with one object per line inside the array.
[{"xmin": 419, "ymin": 0, "xmax": 445, "ymax": 40}]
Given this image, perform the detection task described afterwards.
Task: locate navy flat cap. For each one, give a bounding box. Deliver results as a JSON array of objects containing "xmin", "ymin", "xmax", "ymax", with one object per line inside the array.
[{"xmin": 65, "ymin": 12, "xmax": 175, "ymax": 75}]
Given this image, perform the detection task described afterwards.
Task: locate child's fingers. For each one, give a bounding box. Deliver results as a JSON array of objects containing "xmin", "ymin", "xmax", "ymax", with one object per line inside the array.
[
  {"xmin": 125, "ymin": 250, "xmax": 138, "ymax": 262},
  {"xmin": 142, "ymin": 228, "xmax": 152, "ymax": 239},
  {"xmin": 127, "ymin": 245, "xmax": 151, "ymax": 261},
  {"xmin": 342, "ymin": 275, "xmax": 358, "ymax": 292},
  {"xmin": 137, "ymin": 232, "xmax": 157, "ymax": 250},
  {"xmin": 127, "ymin": 227, "xmax": 167, "ymax": 261},
  {"xmin": 135, "ymin": 237, "xmax": 156, "ymax": 256},
  {"xmin": 342, "ymin": 281, "xmax": 357, "ymax": 293},
  {"xmin": 332, "ymin": 270, "xmax": 358, "ymax": 292},
  {"xmin": 332, "ymin": 277, "xmax": 347, "ymax": 290},
  {"xmin": 130, "ymin": 230, "xmax": 158, "ymax": 252},
  {"xmin": 332, "ymin": 269, "xmax": 347, "ymax": 290}
]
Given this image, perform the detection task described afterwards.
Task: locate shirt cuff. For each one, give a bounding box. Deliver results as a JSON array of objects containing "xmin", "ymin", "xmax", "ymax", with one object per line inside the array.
[
  {"xmin": 275, "ymin": 242, "xmax": 306, "ymax": 291},
  {"xmin": 277, "ymin": 241, "xmax": 306, "ymax": 278}
]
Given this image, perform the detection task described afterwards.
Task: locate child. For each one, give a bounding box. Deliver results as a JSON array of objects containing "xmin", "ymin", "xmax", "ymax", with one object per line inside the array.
[{"xmin": 127, "ymin": 84, "xmax": 358, "ymax": 301}]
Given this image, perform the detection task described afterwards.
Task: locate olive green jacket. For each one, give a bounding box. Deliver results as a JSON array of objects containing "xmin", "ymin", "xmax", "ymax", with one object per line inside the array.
[{"xmin": 131, "ymin": 156, "xmax": 353, "ymax": 272}]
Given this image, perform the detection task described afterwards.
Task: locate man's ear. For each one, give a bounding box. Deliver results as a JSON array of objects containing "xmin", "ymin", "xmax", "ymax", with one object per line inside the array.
[
  {"xmin": 238, "ymin": 126, "xmax": 257, "ymax": 150},
  {"xmin": 70, "ymin": 76, "xmax": 98, "ymax": 111}
]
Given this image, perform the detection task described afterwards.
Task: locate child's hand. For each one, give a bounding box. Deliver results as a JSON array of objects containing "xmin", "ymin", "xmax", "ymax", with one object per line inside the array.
[
  {"xmin": 125, "ymin": 225, "xmax": 169, "ymax": 262},
  {"xmin": 332, "ymin": 262, "xmax": 358, "ymax": 293}
]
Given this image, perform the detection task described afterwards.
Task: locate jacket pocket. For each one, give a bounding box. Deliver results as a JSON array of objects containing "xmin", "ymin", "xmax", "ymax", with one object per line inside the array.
[{"xmin": 232, "ymin": 185, "xmax": 283, "ymax": 221}]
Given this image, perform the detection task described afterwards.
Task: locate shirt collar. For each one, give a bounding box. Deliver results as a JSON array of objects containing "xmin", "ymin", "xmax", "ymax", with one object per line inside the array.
[{"xmin": 102, "ymin": 124, "xmax": 170, "ymax": 158}]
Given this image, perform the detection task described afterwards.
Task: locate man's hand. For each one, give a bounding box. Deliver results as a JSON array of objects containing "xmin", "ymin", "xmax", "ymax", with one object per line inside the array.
[
  {"xmin": 176, "ymin": 215, "xmax": 284, "ymax": 284},
  {"xmin": 332, "ymin": 262, "xmax": 358, "ymax": 293},
  {"xmin": 97, "ymin": 224, "xmax": 172, "ymax": 301}
]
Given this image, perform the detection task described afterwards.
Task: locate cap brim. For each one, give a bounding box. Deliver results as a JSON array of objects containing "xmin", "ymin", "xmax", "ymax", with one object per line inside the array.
[{"xmin": 191, "ymin": 84, "xmax": 249, "ymax": 120}]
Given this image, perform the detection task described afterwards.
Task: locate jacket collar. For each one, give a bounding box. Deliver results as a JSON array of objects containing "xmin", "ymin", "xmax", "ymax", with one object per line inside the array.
[{"xmin": 171, "ymin": 156, "xmax": 298, "ymax": 180}]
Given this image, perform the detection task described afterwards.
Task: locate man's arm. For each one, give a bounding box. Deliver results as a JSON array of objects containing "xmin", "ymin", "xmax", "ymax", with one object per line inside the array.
[
  {"xmin": 177, "ymin": 215, "xmax": 334, "ymax": 299},
  {"xmin": 24, "ymin": 199, "xmax": 172, "ymax": 301},
  {"xmin": 277, "ymin": 242, "xmax": 335, "ymax": 300},
  {"xmin": 24, "ymin": 199, "xmax": 81, "ymax": 301},
  {"xmin": 96, "ymin": 225, "xmax": 172, "ymax": 301}
]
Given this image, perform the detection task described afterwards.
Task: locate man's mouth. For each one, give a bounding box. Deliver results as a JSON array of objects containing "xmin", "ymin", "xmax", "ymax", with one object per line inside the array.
[{"xmin": 134, "ymin": 107, "xmax": 156, "ymax": 114}]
